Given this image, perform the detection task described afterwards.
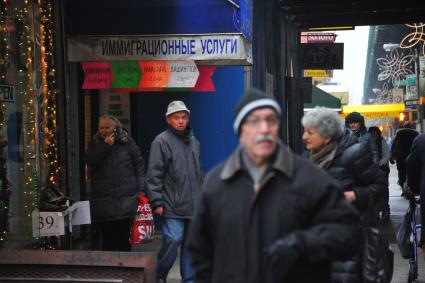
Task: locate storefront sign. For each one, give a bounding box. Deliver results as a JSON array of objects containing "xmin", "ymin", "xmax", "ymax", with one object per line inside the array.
[
  {"xmin": 301, "ymin": 32, "xmax": 336, "ymax": 43},
  {"xmin": 0, "ymin": 84, "xmax": 15, "ymax": 102},
  {"xmin": 405, "ymin": 84, "xmax": 418, "ymax": 101},
  {"xmin": 139, "ymin": 61, "xmax": 171, "ymax": 88},
  {"xmin": 111, "ymin": 61, "xmax": 141, "ymax": 88},
  {"xmin": 167, "ymin": 61, "xmax": 199, "ymax": 88},
  {"xmin": 307, "ymin": 34, "xmax": 336, "ymax": 43},
  {"xmin": 394, "ymin": 74, "xmax": 417, "ymax": 86},
  {"xmin": 81, "ymin": 62, "xmax": 113, "ymax": 89},
  {"xmin": 32, "ymin": 211, "xmax": 65, "ymax": 237},
  {"xmin": 304, "ymin": 69, "xmax": 333, "ymax": 78},
  {"xmin": 302, "ymin": 43, "xmax": 344, "ymax": 69},
  {"xmin": 68, "ymin": 34, "xmax": 252, "ymax": 65},
  {"xmin": 342, "ymin": 103, "xmax": 405, "ymax": 119}
]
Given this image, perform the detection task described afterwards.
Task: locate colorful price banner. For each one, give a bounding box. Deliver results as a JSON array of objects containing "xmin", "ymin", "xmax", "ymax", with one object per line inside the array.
[
  {"xmin": 111, "ymin": 61, "xmax": 141, "ymax": 88},
  {"xmin": 139, "ymin": 61, "xmax": 171, "ymax": 88},
  {"xmin": 192, "ymin": 66, "xmax": 216, "ymax": 92},
  {"xmin": 81, "ymin": 61, "xmax": 214, "ymax": 91},
  {"xmin": 81, "ymin": 62, "xmax": 113, "ymax": 89},
  {"xmin": 167, "ymin": 61, "xmax": 199, "ymax": 88}
]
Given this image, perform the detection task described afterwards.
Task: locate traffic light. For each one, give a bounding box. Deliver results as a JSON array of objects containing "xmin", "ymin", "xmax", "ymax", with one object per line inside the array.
[{"xmin": 398, "ymin": 112, "xmax": 406, "ymax": 123}]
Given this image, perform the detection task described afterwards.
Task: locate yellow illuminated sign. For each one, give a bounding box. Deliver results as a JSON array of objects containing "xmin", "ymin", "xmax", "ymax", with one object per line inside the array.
[
  {"xmin": 304, "ymin": 69, "xmax": 333, "ymax": 78},
  {"xmin": 341, "ymin": 104, "xmax": 405, "ymax": 119}
]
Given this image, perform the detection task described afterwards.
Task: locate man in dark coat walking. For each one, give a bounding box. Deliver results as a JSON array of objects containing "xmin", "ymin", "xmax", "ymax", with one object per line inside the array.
[
  {"xmin": 188, "ymin": 88, "xmax": 361, "ymax": 283},
  {"xmin": 147, "ymin": 101, "xmax": 203, "ymax": 283},
  {"xmin": 392, "ymin": 122, "xmax": 418, "ymax": 187},
  {"xmin": 345, "ymin": 111, "xmax": 380, "ymax": 164}
]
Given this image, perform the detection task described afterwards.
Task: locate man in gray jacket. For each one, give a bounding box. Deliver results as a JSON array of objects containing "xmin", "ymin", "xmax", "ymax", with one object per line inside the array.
[{"xmin": 147, "ymin": 100, "xmax": 203, "ymax": 283}]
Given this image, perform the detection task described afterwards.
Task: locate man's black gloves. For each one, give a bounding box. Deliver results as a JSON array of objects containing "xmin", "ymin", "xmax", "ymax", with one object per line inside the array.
[{"xmin": 264, "ymin": 233, "xmax": 306, "ymax": 280}]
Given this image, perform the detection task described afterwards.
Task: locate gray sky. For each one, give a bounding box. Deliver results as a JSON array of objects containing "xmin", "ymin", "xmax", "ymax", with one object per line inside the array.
[{"xmin": 334, "ymin": 26, "xmax": 370, "ymax": 105}]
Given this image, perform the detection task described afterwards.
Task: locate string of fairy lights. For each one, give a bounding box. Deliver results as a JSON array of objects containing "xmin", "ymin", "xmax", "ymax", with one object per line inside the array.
[
  {"xmin": 0, "ymin": 0, "xmax": 60, "ymax": 247},
  {"xmin": 40, "ymin": 0, "xmax": 59, "ymax": 195},
  {"xmin": 0, "ymin": 0, "xmax": 9, "ymax": 243},
  {"xmin": 15, "ymin": 0, "xmax": 38, "ymax": 232}
]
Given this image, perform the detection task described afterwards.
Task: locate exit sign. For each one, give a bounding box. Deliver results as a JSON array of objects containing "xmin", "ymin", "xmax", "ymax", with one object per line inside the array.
[{"xmin": 0, "ymin": 85, "xmax": 15, "ymax": 102}]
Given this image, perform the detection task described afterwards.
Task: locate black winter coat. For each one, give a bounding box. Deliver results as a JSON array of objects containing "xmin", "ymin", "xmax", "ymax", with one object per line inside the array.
[
  {"xmin": 353, "ymin": 127, "xmax": 380, "ymax": 164},
  {"xmin": 188, "ymin": 144, "xmax": 361, "ymax": 283},
  {"xmin": 392, "ymin": 128, "xmax": 418, "ymax": 161},
  {"xmin": 406, "ymin": 134, "xmax": 425, "ymax": 241},
  {"xmin": 309, "ymin": 129, "xmax": 388, "ymax": 283},
  {"xmin": 85, "ymin": 131, "xmax": 145, "ymax": 222},
  {"xmin": 325, "ymin": 129, "xmax": 387, "ymax": 224}
]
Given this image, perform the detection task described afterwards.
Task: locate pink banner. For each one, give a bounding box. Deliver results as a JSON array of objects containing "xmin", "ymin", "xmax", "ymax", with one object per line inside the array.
[
  {"xmin": 192, "ymin": 66, "xmax": 216, "ymax": 92},
  {"xmin": 81, "ymin": 62, "xmax": 113, "ymax": 89}
]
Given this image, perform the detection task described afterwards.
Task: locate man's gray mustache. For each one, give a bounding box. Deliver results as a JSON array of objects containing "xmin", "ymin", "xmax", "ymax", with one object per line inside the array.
[{"xmin": 255, "ymin": 135, "xmax": 274, "ymax": 143}]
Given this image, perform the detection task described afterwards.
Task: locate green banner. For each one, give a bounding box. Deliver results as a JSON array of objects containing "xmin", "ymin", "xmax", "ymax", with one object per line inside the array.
[{"xmin": 111, "ymin": 61, "xmax": 141, "ymax": 88}]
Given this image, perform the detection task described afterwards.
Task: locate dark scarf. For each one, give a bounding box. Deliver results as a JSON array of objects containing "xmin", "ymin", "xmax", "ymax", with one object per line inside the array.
[
  {"xmin": 309, "ymin": 140, "xmax": 338, "ymax": 169},
  {"xmin": 168, "ymin": 125, "xmax": 192, "ymax": 143}
]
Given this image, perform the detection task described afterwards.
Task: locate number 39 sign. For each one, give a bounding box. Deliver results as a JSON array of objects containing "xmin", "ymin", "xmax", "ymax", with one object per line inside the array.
[{"xmin": 32, "ymin": 211, "xmax": 65, "ymax": 237}]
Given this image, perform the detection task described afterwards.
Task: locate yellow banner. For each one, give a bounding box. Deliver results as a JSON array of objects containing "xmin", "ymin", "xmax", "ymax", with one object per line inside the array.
[
  {"xmin": 340, "ymin": 111, "xmax": 401, "ymax": 119},
  {"xmin": 304, "ymin": 69, "xmax": 333, "ymax": 78},
  {"xmin": 342, "ymin": 104, "xmax": 405, "ymax": 113}
]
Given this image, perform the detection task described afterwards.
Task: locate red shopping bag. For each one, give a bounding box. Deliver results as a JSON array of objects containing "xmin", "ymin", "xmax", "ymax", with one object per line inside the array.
[{"xmin": 130, "ymin": 195, "xmax": 155, "ymax": 244}]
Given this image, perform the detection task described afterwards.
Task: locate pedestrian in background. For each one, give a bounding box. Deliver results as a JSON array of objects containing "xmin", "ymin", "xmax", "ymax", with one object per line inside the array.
[
  {"xmin": 405, "ymin": 133, "xmax": 425, "ymax": 257},
  {"xmin": 85, "ymin": 115, "xmax": 146, "ymax": 251},
  {"xmin": 345, "ymin": 111, "xmax": 380, "ymax": 164},
  {"xmin": 302, "ymin": 107, "xmax": 388, "ymax": 282},
  {"xmin": 391, "ymin": 122, "xmax": 418, "ymax": 188},
  {"xmin": 188, "ymin": 89, "xmax": 361, "ymax": 283},
  {"xmin": 369, "ymin": 126, "xmax": 391, "ymax": 221},
  {"xmin": 147, "ymin": 101, "xmax": 203, "ymax": 283}
]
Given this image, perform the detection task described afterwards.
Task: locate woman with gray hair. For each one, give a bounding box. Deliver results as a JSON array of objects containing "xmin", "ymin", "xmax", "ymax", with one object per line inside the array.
[
  {"xmin": 86, "ymin": 114, "xmax": 146, "ymax": 251},
  {"xmin": 302, "ymin": 107, "xmax": 388, "ymax": 283}
]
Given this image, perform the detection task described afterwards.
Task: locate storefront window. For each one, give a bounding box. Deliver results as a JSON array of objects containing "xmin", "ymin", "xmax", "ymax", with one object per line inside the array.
[{"xmin": 0, "ymin": 0, "xmax": 60, "ymax": 249}]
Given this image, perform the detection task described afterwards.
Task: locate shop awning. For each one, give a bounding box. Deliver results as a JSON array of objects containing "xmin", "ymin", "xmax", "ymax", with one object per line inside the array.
[
  {"xmin": 304, "ymin": 85, "xmax": 341, "ymax": 111},
  {"xmin": 342, "ymin": 103, "xmax": 405, "ymax": 119}
]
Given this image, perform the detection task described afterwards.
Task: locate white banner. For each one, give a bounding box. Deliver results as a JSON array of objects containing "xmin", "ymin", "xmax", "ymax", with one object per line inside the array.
[
  {"xmin": 167, "ymin": 61, "xmax": 199, "ymax": 88},
  {"xmin": 67, "ymin": 34, "xmax": 252, "ymax": 65}
]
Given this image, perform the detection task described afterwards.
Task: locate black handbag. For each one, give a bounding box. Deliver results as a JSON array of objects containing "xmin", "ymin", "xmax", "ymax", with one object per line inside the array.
[
  {"xmin": 363, "ymin": 227, "xmax": 394, "ymax": 283},
  {"xmin": 396, "ymin": 206, "xmax": 414, "ymax": 259}
]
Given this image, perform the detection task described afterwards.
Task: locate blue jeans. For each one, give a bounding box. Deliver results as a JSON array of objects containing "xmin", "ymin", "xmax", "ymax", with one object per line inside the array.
[{"xmin": 156, "ymin": 218, "xmax": 193, "ymax": 283}]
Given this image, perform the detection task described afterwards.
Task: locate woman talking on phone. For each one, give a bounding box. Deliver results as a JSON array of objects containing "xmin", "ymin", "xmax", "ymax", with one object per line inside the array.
[{"xmin": 86, "ymin": 115, "xmax": 146, "ymax": 251}]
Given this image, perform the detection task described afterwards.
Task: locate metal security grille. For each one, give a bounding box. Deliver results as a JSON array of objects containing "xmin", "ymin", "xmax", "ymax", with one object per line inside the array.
[{"xmin": 0, "ymin": 265, "xmax": 143, "ymax": 283}]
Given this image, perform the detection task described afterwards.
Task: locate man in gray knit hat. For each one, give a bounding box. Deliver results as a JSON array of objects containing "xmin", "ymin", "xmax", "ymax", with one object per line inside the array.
[
  {"xmin": 147, "ymin": 100, "xmax": 203, "ymax": 283},
  {"xmin": 188, "ymin": 88, "xmax": 361, "ymax": 283}
]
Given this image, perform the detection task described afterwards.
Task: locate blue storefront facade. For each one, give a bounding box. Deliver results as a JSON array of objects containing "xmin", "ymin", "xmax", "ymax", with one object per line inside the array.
[{"xmin": 65, "ymin": 0, "xmax": 253, "ymax": 178}]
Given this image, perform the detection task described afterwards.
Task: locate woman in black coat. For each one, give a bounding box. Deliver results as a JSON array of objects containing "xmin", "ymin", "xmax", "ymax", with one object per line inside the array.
[
  {"xmin": 86, "ymin": 115, "xmax": 146, "ymax": 251},
  {"xmin": 302, "ymin": 107, "xmax": 388, "ymax": 283}
]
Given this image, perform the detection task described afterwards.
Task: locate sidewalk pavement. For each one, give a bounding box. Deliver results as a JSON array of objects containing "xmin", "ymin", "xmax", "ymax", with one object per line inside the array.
[{"xmin": 133, "ymin": 164, "xmax": 424, "ymax": 283}]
